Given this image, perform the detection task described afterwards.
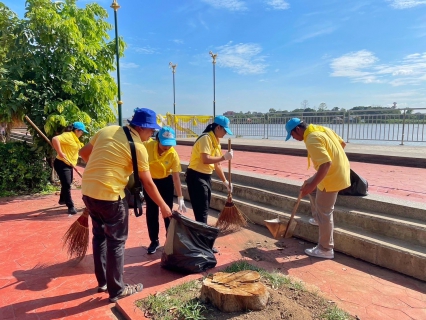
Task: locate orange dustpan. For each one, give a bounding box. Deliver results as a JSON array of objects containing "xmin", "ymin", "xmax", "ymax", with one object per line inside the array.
[{"xmin": 265, "ymin": 192, "xmax": 302, "ymax": 239}]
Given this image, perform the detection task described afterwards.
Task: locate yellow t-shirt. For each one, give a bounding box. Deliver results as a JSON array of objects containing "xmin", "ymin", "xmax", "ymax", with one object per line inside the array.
[
  {"xmin": 188, "ymin": 131, "xmax": 222, "ymax": 174},
  {"xmin": 81, "ymin": 125, "xmax": 149, "ymax": 201},
  {"xmin": 56, "ymin": 131, "xmax": 83, "ymax": 166},
  {"xmin": 304, "ymin": 125, "xmax": 350, "ymax": 192},
  {"xmin": 143, "ymin": 140, "xmax": 182, "ymax": 179}
]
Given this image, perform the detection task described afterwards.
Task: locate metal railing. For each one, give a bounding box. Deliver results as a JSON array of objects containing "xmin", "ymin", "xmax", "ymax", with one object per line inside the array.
[
  {"xmin": 228, "ymin": 108, "xmax": 426, "ymax": 145},
  {"xmin": 168, "ymin": 108, "xmax": 426, "ymax": 145}
]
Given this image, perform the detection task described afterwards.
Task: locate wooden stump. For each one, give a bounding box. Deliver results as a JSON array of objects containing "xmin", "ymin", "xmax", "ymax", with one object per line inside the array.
[{"xmin": 200, "ymin": 270, "xmax": 269, "ymax": 312}]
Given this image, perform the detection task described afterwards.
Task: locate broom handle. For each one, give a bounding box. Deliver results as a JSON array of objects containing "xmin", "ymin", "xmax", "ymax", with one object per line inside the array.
[
  {"xmin": 289, "ymin": 192, "xmax": 303, "ymax": 221},
  {"xmin": 24, "ymin": 115, "xmax": 83, "ymax": 178},
  {"xmin": 228, "ymin": 138, "xmax": 231, "ymax": 186}
]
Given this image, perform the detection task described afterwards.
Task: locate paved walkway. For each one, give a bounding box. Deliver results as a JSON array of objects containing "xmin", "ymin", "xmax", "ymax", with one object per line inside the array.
[
  {"xmin": 175, "ymin": 141, "xmax": 426, "ymax": 204},
  {"xmin": 1, "ymin": 142, "xmax": 425, "ymax": 320}
]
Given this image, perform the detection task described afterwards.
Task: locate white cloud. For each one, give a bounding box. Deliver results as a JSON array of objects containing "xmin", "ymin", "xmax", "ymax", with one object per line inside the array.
[
  {"xmin": 133, "ymin": 46, "xmax": 157, "ymax": 54},
  {"xmin": 120, "ymin": 62, "xmax": 139, "ymax": 69},
  {"xmin": 266, "ymin": 0, "xmax": 290, "ymax": 10},
  {"xmin": 172, "ymin": 39, "xmax": 184, "ymax": 44},
  {"xmin": 294, "ymin": 26, "xmax": 336, "ymax": 43},
  {"xmin": 388, "ymin": 0, "xmax": 426, "ymax": 9},
  {"xmin": 216, "ymin": 42, "xmax": 268, "ymax": 75},
  {"xmin": 331, "ymin": 50, "xmax": 426, "ymax": 86},
  {"xmin": 202, "ymin": 0, "xmax": 247, "ymax": 11}
]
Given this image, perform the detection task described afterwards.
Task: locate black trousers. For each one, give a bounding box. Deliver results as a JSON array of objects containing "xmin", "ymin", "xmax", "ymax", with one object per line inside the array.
[
  {"xmin": 54, "ymin": 158, "xmax": 74, "ymax": 208},
  {"xmin": 143, "ymin": 175, "xmax": 174, "ymax": 242},
  {"xmin": 185, "ymin": 168, "xmax": 211, "ymax": 224},
  {"xmin": 82, "ymin": 195, "xmax": 129, "ymax": 301}
]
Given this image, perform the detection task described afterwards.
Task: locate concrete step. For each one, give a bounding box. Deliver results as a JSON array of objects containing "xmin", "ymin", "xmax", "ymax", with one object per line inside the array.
[
  {"xmin": 210, "ymin": 179, "xmax": 426, "ymax": 247},
  {"xmin": 224, "ymin": 167, "xmax": 426, "ymax": 222},
  {"xmin": 178, "ymin": 165, "xmax": 426, "ymax": 281},
  {"xmin": 9, "ymin": 132, "xmax": 32, "ymax": 144}
]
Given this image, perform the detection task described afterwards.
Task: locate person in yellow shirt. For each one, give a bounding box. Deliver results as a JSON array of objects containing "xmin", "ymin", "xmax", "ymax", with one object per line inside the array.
[
  {"xmin": 285, "ymin": 118, "xmax": 350, "ymax": 259},
  {"xmin": 79, "ymin": 108, "xmax": 172, "ymax": 304},
  {"xmin": 186, "ymin": 115, "xmax": 234, "ymax": 226},
  {"xmin": 143, "ymin": 126, "xmax": 186, "ymax": 254},
  {"xmin": 52, "ymin": 122, "xmax": 87, "ymax": 215}
]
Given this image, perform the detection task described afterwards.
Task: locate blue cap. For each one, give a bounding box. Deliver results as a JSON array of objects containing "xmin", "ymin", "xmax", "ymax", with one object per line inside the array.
[
  {"xmin": 73, "ymin": 122, "xmax": 88, "ymax": 133},
  {"xmin": 128, "ymin": 108, "xmax": 161, "ymax": 130},
  {"xmin": 285, "ymin": 118, "xmax": 302, "ymax": 141},
  {"xmin": 213, "ymin": 115, "xmax": 233, "ymax": 135},
  {"xmin": 158, "ymin": 126, "xmax": 176, "ymax": 146}
]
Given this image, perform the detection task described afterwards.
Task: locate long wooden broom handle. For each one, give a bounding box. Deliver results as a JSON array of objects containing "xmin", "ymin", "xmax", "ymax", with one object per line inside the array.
[
  {"xmin": 228, "ymin": 138, "xmax": 231, "ymax": 186},
  {"xmin": 24, "ymin": 115, "xmax": 83, "ymax": 178},
  {"xmin": 289, "ymin": 192, "xmax": 303, "ymax": 221}
]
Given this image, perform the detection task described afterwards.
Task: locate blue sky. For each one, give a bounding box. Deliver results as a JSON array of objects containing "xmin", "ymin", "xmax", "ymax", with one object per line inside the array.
[{"xmin": 3, "ymin": 0, "xmax": 426, "ymax": 118}]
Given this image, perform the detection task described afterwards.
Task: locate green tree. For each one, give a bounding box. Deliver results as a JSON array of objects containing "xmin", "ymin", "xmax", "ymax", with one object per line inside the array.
[
  {"xmin": 300, "ymin": 100, "xmax": 309, "ymax": 109},
  {"xmin": 0, "ymin": 0, "xmax": 124, "ymax": 149},
  {"xmin": 318, "ymin": 102, "xmax": 327, "ymax": 111}
]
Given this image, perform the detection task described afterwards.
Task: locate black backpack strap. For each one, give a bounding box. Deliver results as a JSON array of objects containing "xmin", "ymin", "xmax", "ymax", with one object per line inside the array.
[
  {"xmin": 123, "ymin": 126, "xmax": 144, "ymax": 217},
  {"xmin": 195, "ymin": 133, "xmax": 208, "ymax": 143}
]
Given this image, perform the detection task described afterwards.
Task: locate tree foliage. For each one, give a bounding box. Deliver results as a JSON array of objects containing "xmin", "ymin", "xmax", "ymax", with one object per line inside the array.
[
  {"xmin": 0, "ymin": 0, "xmax": 124, "ymax": 151},
  {"xmin": 0, "ymin": 141, "xmax": 52, "ymax": 196}
]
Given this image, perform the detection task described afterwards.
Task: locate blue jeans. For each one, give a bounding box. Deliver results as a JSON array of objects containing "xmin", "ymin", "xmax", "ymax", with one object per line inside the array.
[{"xmin": 82, "ymin": 195, "xmax": 129, "ymax": 300}]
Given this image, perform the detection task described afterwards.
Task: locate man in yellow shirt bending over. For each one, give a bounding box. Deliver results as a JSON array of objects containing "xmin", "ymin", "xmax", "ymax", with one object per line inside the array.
[
  {"xmin": 79, "ymin": 108, "xmax": 172, "ymax": 303},
  {"xmin": 285, "ymin": 118, "xmax": 350, "ymax": 259}
]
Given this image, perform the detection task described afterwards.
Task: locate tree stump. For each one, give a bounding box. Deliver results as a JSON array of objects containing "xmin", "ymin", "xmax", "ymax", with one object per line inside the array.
[{"xmin": 200, "ymin": 270, "xmax": 269, "ymax": 312}]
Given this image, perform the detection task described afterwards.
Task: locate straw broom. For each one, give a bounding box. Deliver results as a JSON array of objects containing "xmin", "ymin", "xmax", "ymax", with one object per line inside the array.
[
  {"xmin": 62, "ymin": 207, "xmax": 90, "ymax": 262},
  {"xmin": 215, "ymin": 138, "xmax": 247, "ymax": 232}
]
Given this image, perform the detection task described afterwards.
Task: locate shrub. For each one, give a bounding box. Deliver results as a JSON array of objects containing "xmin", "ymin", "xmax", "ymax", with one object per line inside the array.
[{"xmin": 0, "ymin": 142, "xmax": 52, "ymax": 196}]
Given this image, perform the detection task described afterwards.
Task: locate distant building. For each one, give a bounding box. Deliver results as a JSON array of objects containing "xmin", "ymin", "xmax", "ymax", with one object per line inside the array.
[{"xmin": 223, "ymin": 111, "xmax": 235, "ymax": 116}]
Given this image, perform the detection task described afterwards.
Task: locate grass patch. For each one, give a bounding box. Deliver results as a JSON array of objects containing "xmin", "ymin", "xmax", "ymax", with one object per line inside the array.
[
  {"xmin": 136, "ymin": 280, "xmax": 206, "ymax": 320},
  {"xmin": 136, "ymin": 260, "xmax": 353, "ymax": 320}
]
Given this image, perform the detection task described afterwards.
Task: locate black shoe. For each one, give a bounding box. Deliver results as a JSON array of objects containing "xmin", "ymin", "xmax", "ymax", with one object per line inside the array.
[
  {"xmin": 147, "ymin": 240, "xmax": 160, "ymax": 254},
  {"xmin": 212, "ymin": 247, "xmax": 219, "ymax": 254},
  {"xmin": 68, "ymin": 207, "xmax": 78, "ymax": 215},
  {"xmin": 58, "ymin": 200, "xmax": 66, "ymax": 206}
]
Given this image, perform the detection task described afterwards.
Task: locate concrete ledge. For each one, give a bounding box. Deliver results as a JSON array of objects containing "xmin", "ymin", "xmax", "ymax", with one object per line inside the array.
[
  {"xmin": 177, "ymin": 138, "xmax": 426, "ymax": 168},
  {"xmin": 178, "ymin": 169, "xmax": 426, "ymax": 281},
  {"xmin": 180, "ymin": 163, "xmax": 426, "ymax": 221}
]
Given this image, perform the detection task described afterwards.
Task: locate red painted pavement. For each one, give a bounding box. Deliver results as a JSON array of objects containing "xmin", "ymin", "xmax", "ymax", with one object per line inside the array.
[{"xmin": 1, "ymin": 151, "xmax": 425, "ymax": 320}]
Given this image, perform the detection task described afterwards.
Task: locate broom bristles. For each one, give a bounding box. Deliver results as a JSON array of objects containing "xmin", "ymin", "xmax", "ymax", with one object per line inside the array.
[
  {"xmin": 62, "ymin": 208, "xmax": 90, "ymax": 263},
  {"xmin": 216, "ymin": 197, "xmax": 247, "ymax": 232}
]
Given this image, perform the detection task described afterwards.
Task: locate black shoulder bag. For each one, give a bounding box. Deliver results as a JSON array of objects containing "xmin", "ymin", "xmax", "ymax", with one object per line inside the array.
[{"xmin": 123, "ymin": 126, "xmax": 144, "ymax": 217}]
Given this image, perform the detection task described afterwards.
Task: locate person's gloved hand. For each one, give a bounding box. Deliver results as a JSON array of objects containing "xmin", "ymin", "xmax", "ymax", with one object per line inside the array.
[
  {"xmin": 178, "ymin": 196, "xmax": 187, "ymax": 213},
  {"xmin": 223, "ymin": 149, "xmax": 233, "ymax": 161},
  {"xmin": 222, "ymin": 180, "xmax": 233, "ymax": 193}
]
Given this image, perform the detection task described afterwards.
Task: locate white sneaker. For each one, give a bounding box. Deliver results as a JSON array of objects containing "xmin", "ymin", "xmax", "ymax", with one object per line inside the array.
[
  {"xmin": 305, "ymin": 246, "xmax": 334, "ymax": 259},
  {"xmin": 308, "ymin": 218, "xmax": 319, "ymax": 226}
]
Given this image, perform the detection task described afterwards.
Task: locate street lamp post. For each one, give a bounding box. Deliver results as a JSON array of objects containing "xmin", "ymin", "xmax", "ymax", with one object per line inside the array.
[
  {"xmin": 209, "ymin": 51, "xmax": 217, "ymax": 118},
  {"xmin": 111, "ymin": 0, "xmax": 123, "ymax": 126},
  {"xmin": 169, "ymin": 62, "xmax": 177, "ymax": 115}
]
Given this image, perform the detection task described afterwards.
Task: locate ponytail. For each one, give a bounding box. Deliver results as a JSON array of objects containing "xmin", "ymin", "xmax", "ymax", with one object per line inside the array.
[{"xmin": 202, "ymin": 123, "xmax": 219, "ymax": 133}]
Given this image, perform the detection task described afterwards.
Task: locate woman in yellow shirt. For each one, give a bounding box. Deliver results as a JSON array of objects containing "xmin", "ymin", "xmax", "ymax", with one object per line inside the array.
[
  {"xmin": 143, "ymin": 126, "xmax": 186, "ymax": 254},
  {"xmin": 52, "ymin": 122, "xmax": 87, "ymax": 215},
  {"xmin": 185, "ymin": 116, "xmax": 234, "ymax": 227}
]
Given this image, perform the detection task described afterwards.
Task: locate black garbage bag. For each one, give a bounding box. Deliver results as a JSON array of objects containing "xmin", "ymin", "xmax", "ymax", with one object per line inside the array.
[
  {"xmin": 161, "ymin": 211, "xmax": 219, "ymax": 274},
  {"xmin": 338, "ymin": 169, "xmax": 369, "ymax": 196}
]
